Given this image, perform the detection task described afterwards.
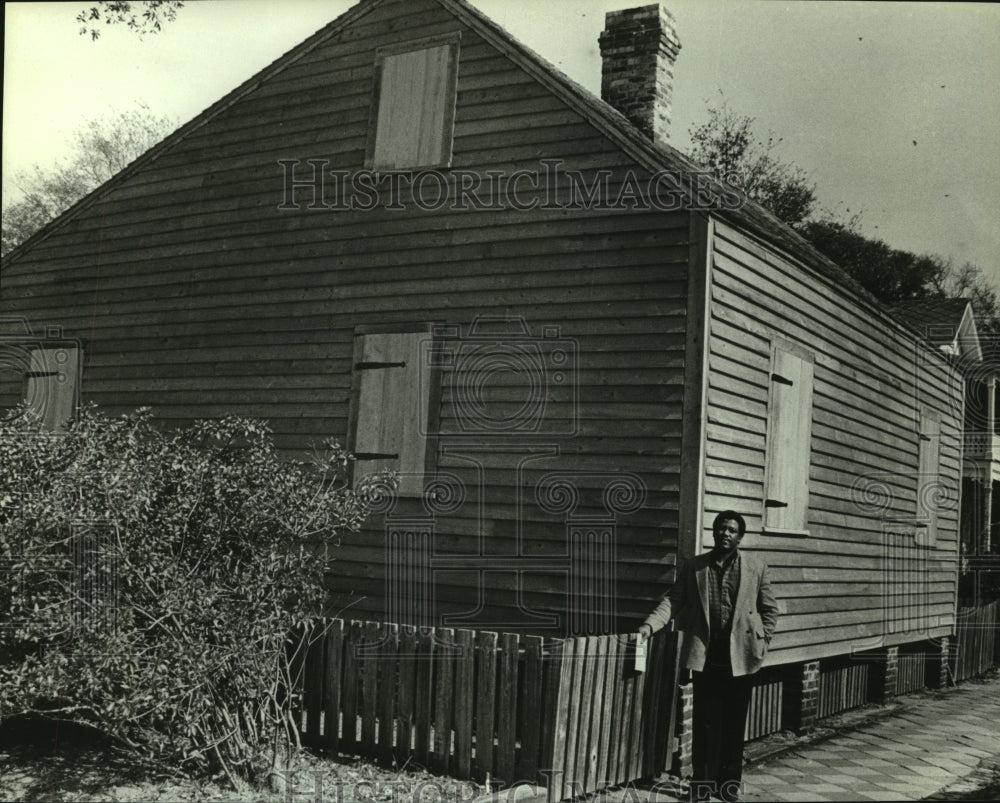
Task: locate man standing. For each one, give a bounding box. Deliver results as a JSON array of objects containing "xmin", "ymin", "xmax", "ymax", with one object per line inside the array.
[{"xmin": 638, "ymin": 511, "xmax": 779, "ymax": 802}]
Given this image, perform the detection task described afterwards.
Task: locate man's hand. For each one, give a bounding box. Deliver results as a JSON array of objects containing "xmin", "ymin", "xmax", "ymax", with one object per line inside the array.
[{"xmin": 637, "ymin": 623, "xmax": 653, "ymax": 642}]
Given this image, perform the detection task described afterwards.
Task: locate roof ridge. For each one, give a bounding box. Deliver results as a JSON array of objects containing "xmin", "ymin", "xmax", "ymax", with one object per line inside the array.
[
  {"xmin": 1, "ymin": 0, "xmax": 944, "ymax": 354},
  {"xmin": 2, "ymin": 0, "xmax": 387, "ymax": 264},
  {"xmin": 435, "ymin": 0, "xmax": 876, "ymax": 303}
]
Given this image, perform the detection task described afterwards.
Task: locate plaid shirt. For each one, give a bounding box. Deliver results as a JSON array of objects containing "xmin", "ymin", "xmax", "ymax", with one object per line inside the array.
[{"xmin": 706, "ymin": 550, "xmax": 741, "ymax": 668}]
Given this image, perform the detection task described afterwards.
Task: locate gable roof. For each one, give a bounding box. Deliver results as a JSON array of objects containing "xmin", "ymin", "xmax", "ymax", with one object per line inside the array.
[
  {"xmin": 0, "ymin": 0, "xmax": 906, "ymax": 325},
  {"xmin": 892, "ymin": 296, "xmax": 969, "ymax": 333},
  {"xmin": 3, "ymin": 0, "xmax": 386, "ymax": 263},
  {"xmin": 891, "ymin": 297, "xmax": 983, "ymax": 363}
]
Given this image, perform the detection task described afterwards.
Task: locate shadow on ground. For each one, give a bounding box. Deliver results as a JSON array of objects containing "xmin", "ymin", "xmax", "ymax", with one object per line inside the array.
[
  {"xmin": 0, "ymin": 717, "xmax": 179, "ymax": 802},
  {"xmin": 0, "ymin": 716, "xmax": 489, "ymax": 802},
  {"xmin": 924, "ymin": 759, "xmax": 1000, "ymax": 801}
]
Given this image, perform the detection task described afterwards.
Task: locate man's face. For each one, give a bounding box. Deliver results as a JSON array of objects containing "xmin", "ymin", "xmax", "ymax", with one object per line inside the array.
[{"xmin": 713, "ymin": 518, "xmax": 744, "ymax": 553}]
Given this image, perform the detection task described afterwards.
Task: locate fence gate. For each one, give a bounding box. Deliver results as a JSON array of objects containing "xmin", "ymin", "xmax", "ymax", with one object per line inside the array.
[
  {"xmin": 294, "ymin": 620, "xmax": 679, "ymax": 801},
  {"xmin": 542, "ymin": 630, "xmax": 679, "ymax": 802}
]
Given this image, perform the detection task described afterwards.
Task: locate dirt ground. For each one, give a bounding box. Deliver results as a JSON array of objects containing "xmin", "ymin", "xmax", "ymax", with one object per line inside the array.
[{"xmin": 0, "ymin": 721, "xmax": 488, "ymax": 802}]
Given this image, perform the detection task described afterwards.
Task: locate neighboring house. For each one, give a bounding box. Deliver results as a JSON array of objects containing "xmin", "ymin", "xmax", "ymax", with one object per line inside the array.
[
  {"xmin": 964, "ymin": 335, "xmax": 1000, "ymax": 559},
  {"xmin": 894, "ymin": 298, "xmax": 998, "ymax": 602},
  {"xmin": 0, "ymin": 0, "xmax": 970, "ymax": 749},
  {"xmin": 959, "ymin": 324, "xmax": 999, "ymax": 565}
]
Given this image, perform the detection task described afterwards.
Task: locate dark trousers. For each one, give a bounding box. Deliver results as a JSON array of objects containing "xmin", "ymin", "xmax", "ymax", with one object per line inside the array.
[{"xmin": 691, "ymin": 664, "xmax": 754, "ymax": 799}]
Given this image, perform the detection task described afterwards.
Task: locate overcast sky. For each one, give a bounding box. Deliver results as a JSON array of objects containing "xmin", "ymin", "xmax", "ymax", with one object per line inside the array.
[{"xmin": 3, "ymin": 0, "xmax": 999, "ymax": 289}]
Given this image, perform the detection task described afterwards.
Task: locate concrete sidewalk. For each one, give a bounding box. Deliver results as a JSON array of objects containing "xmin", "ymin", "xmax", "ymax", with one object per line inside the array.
[
  {"xmin": 477, "ymin": 669, "xmax": 1000, "ymax": 803},
  {"xmin": 740, "ymin": 670, "xmax": 1000, "ymax": 802}
]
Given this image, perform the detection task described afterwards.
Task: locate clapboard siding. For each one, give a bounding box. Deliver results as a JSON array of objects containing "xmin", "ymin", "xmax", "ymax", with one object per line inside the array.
[
  {"xmin": 702, "ymin": 220, "xmax": 961, "ymax": 664},
  {"xmin": 77, "ymin": 335, "xmax": 682, "ymax": 376},
  {"xmin": 4, "ymin": 248, "xmax": 685, "ymax": 299},
  {"xmin": 3, "ymin": 0, "xmax": 967, "ymax": 650},
  {"xmin": 15, "ymin": 202, "xmax": 675, "ymax": 264},
  {"xmin": 11, "ymin": 258, "xmax": 686, "ymax": 300},
  {"xmin": 12, "ymin": 277, "xmax": 685, "ymax": 324},
  {"xmin": 1, "ymin": 0, "xmax": 690, "ymax": 632}
]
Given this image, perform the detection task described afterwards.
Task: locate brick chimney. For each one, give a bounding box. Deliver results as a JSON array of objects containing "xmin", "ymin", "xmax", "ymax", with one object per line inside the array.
[{"xmin": 599, "ymin": 4, "xmax": 681, "ymax": 148}]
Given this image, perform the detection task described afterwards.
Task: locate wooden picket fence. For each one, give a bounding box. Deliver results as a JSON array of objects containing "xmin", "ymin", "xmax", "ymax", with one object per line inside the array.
[
  {"xmin": 543, "ymin": 629, "xmax": 678, "ymax": 801},
  {"xmin": 291, "ymin": 619, "xmax": 678, "ymax": 800},
  {"xmin": 952, "ymin": 600, "xmax": 1000, "ymax": 682}
]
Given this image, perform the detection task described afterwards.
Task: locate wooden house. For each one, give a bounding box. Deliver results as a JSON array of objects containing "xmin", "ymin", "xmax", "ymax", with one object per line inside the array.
[
  {"xmin": 1, "ymin": 0, "xmax": 971, "ymax": 755},
  {"xmin": 962, "ymin": 336, "xmax": 1000, "ymax": 560},
  {"xmin": 894, "ymin": 298, "xmax": 998, "ymax": 602}
]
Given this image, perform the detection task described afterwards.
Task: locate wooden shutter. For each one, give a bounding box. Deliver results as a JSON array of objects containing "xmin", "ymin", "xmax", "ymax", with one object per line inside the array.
[
  {"xmin": 352, "ymin": 332, "xmax": 431, "ymax": 495},
  {"xmin": 26, "ymin": 346, "xmax": 80, "ymax": 431},
  {"xmin": 916, "ymin": 411, "xmax": 941, "ymax": 547},
  {"xmin": 0, "ymin": 344, "xmax": 26, "ymax": 415},
  {"xmin": 763, "ymin": 346, "xmax": 814, "ymax": 532},
  {"xmin": 369, "ymin": 39, "xmax": 459, "ymax": 170}
]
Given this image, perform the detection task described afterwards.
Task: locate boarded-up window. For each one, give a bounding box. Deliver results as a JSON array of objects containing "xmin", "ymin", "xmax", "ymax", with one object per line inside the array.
[
  {"xmin": 367, "ymin": 37, "xmax": 460, "ymax": 170},
  {"xmin": 26, "ymin": 346, "xmax": 81, "ymax": 431},
  {"xmin": 763, "ymin": 345, "xmax": 814, "ymax": 532},
  {"xmin": 350, "ymin": 331, "xmax": 434, "ymax": 496},
  {"xmin": 915, "ymin": 410, "xmax": 941, "ymax": 547}
]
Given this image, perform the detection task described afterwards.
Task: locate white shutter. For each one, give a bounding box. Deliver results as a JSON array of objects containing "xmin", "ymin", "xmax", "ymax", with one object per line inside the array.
[
  {"xmin": 371, "ymin": 41, "xmax": 458, "ymax": 170},
  {"xmin": 916, "ymin": 412, "xmax": 941, "ymax": 546},
  {"xmin": 764, "ymin": 346, "xmax": 814, "ymax": 532},
  {"xmin": 352, "ymin": 332, "xmax": 430, "ymax": 495}
]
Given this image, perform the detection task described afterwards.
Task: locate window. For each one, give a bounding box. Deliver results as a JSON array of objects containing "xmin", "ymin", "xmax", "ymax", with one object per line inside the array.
[
  {"xmin": 349, "ymin": 328, "xmax": 436, "ymax": 495},
  {"xmin": 763, "ymin": 344, "xmax": 814, "ymax": 533},
  {"xmin": 366, "ymin": 35, "xmax": 460, "ymax": 171},
  {"xmin": 26, "ymin": 345, "xmax": 81, "ymax": 431},
  {"xmin": 915, "ymin": 410, "xmax": 941, "ymax": 547}
]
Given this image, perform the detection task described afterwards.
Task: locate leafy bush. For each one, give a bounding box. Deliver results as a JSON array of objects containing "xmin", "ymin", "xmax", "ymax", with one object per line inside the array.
[{"xmin": 0, "ymin": 405, "xmax": 390, "ymax": 789}]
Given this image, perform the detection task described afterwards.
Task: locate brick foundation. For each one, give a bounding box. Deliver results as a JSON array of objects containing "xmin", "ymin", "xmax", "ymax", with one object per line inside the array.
[
  {"xmin": 873, "ymin": 645, "xmax": 899, "ymax": 702},
  {"xmin": 673, "ymin": 682, "xmax": 694, "ymax": 778},
  {"xmin": 781, "ymin": 660, "xmax": 820, "ymax": 733},
  {"xmin": 927, "ymin": 636, "xmax": 951, "ymax": 689},
  {"xmin": 799, "ymin": 661, "xmax": 820, "ymax": 731}
]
